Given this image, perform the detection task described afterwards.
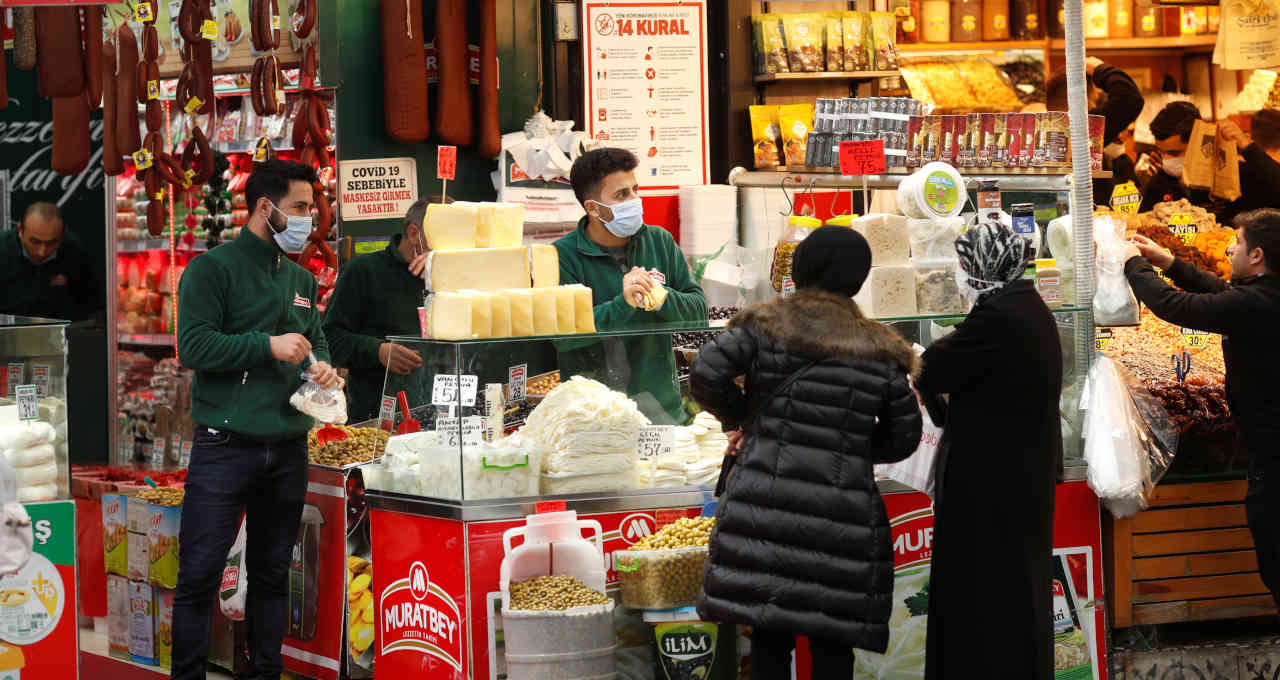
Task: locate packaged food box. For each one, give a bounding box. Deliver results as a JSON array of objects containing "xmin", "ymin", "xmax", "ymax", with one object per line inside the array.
[
  {"xmin": 149, "ymin": 503, "xmax": 181, "ymax": 590},
  {"xmin": 108, "ymin": 574, "xmax": 130, "ymax": 660},
  {"xmin": 616, "ymin": 546, "xmax": 709, "ymax": 610},
  {"xmin": 851, "ymin": 214, "xmax": 911, "ymax": 267},
  {"xmin": 102, "ymin": 493, "xmax": 129, "ymax": 577},
  {"xmin": 856, "ymin": 265, "xmax": 918, "ymax": 318},
  {"xmin": 130, "ymin": 580, "xmax": 156, "ymax": 666},
  {"xmin": 155, "ymin": 587, "xmax": 174, "ymax": 669}
]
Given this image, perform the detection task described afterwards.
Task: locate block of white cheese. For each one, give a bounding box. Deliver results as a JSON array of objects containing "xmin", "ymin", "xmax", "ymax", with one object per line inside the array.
[
  {"xmin": 490, "ymin": 293, "xmax": 513, "ymax": 338},
  {"xmin": 424, "ymin": 203, "xmax": 479, "ymax": 250},
  {"xmin": 851, "ymin": 214, "xmax": 910, "ymax": 267},
  {"xmin": 460, "ymin": 290, "xmax": 494, "ymax": 339},
  {"xmin": 531, "ymin": 287, "xmax": 560, "ymax": 335},
  {"xmin": 552, "ymin": 286, "xmax": 576, "ymax": 334},
  {"xmin": 855, "ymin": 265, "xmax": 917, "ymax": 318},
  {"xmin": 475, "ymin": 203, "xmax": 525, "ymax": 248},
  {"xmin": 426, "ymin": 292, "xmax": 473, "ymax": 340},
  {"xmin": 530, "ymin": 245, "xmax": 560, "ymax": 287},
  {"xmin": 505, "ymin": 289, "xmax": 535, "ymax": 337},
  {"xmin": 429, "ymin": 247, "xmax": 531, "ymax": 292},
  {"xmin": 568, "ymin": 284, "xmax": 596, "ymax": 333}
]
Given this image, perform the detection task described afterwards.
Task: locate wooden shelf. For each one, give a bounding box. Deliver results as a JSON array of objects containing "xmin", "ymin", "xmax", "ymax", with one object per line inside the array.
[
  {"xmin": 1049, "ymin": 35, "xmax": 1217, "ymax": 51},
  {"xmin": 753, "ymin": 71, "xmax": 899, "ymax": 84},
  {"xmin": 898, "ymin": 40, "xmax": 1047, "ymax": 53}
]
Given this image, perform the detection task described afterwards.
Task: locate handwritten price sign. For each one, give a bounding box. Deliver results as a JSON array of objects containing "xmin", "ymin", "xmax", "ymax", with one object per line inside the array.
[
  {"xmin": 432, "ymin": 374, "xmax": 479, "ymax": 407},
  {"xmin": 636, "ymin": 425, "xmax": 674, "ymax": 461},
  {"xmin": 437, "ymin": 145, "xmax": 458, "ymax": 181},
  {"xmin": 839, "ymin": 139, "xmax": 887, "ymax": 177}
]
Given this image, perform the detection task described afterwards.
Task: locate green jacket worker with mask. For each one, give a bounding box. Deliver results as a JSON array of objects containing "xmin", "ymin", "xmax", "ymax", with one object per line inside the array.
[
  {"xmin": 323, "ymin": 199, "xmax": 430, "ymax": 423},
  {"xmin": 0, "ymin": 202, "xmax": 100, "ymax": 321},
  {"xmin": 554, "ymin": 148, "xmax": 707, "ymax": 424}
]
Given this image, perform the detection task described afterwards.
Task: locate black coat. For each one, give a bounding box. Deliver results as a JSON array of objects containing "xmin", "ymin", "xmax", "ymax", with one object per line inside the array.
[
  {"xmin": 690, "ymin": 290, "xmax": 922, "ymax": 651},
  {"xmin": 917, "ymin": 281, "xmax": 1062, "ymax": 680},
  {"xmin": 1126, "ymin": 257, "xmax": 1280, "ymax": 464}
]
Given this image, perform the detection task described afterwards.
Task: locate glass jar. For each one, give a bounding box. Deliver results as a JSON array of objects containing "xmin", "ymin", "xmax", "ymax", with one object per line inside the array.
[
  {"xmin": 951, "ymin": 0, "xmax": 982, "ymax": 41},
  {"xmin": 922, "ymin": 0, "xmax": 951, "ymax": 42},
  {"xmin": 983, "ymin": 0, "xmax": 1011, "ymax": 40},
  {"xmin": 1134, "ymin": 0, "xmax": 1161, "ymax": 36},
  {"xmin": 1085, "ymin": 0, "xmax": 1110, "ymax": 37},
  {"xmin": 1011, "ymin": 0, "xmax": 1044, "ymax": 38},
  {"xmin": 893, "ymin": 0, "xmax": 922, "ymax": 43},
  {"xmin": 1109, "ymin": 0, "xmax": 1134, "ymax": 38}
]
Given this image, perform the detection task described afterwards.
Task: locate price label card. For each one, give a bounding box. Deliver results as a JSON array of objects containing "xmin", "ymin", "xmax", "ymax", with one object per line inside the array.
[
  {"xmin": 508, "ymin": 364, "xmax": 528, "ymax": 403},
  {"xmin": 254, "ymin": 138, "xmax": 271, "ymax": 163},
  {"xmin": 1181, "ymin": 327, "xmax": 1209, "ymax": 350},
  {"xmin": 781, "ymin": 276, "xmax": 796, "ymax": 297},
  {"xmin": 149, "ymin": 440, "xmax": 166, "ymax": 469},
  {"xmin": 170, "ymin": 433, "xmax": 182, "ymax": 455},
  {"xmin": 536, "ymin": 500, "xmax": 567, "ymax": 514},
  {"xmin": 179, "ymin": 441, "xmax": 193, "ymax": 468},
  {"xmin": 435, "ymin": 415, "xmax": 483, "ymax": 448},
  {"xmin": 31, "ymin": 364, "xmax": 49, "ymax": 398},
  {"xmin": 7, "ymin": 363, "xmax": 23, "ymax": 397},
  {"xmin": 1094, "ymin": 328, "xmax": 1114, "ymax": 353},
  {"xmin": 432, "ymin": 374, "xmax": 478, "ymax": 407},
  {"xmin": 636, "ymin": 425, "xmax": 675, "ymax": 461},
  {"xmin": 147, "ymin": 80, "xmax": 160, "ymax": 100},
  {"xmin": 437, "ymin": 145, "xmax": 458, "ymax": 180},
  {"xmin": 378, "ymin": 395, "xmax": 397, "ymax": 432},
  {"xmin": 1110, "ymin": 181, "xmax": 1142, "ymax": 214},
  {"xmin": 183, "ymin": 169, "xmax": 196, "ymax": 188},
  {"xmin": 1169, "ymin": 213, "xmax": 1197, "ymax": 246},
  {"xmin": 838, "ymin": 139, "xmax": 888, "ymax": 176},
  {"xmin": 15, "ymin": 386, "xmax": 37, "ymax": 422},
  {"xmin": 201, "ymin": 19, "xmax": 219, "ymax": 40},
  {"xmin": 132, "ymin": 149, "xmax": 154, "ymax": 170},
  {"xmin": 184, "ymin": 96, "xmax": 204, "ymax": 115},
  {"xmin": 655, "ymin": 508, "xmax": 685, "ymax": 529},
  {"xmin": 134, "ymin": 1, "xmax": 154, "ymax": 23}
]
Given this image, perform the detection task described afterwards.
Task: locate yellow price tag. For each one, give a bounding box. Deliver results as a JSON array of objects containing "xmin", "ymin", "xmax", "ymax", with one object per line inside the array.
[
  {"xmin": 1180, "ymin": 327, "xmax": 1209, "ymax": 350},
  {"xmin": 271, "ymin": 13, "xmax": 280, "ymax": 30},
  {"xmin": 254, "ymin": 138, "xmax": 270, "ymax": 162},
  {"xmin": 153, "ymin": 191, "xmax": 164, "ymax": 201},
  {"xmin": 183, "ymin": 169, "xmax": 195, "ymax": 188},
  {"xmin": 1094, "ymin": 328, "xmax": 1114, "ymax": 353},
  {"xmin": 201, "ymin": 19, "xmax": 219, "ymax": 40},
  {"xmin": 134, "ymin": 1, "xmax": 154, "ymax": 23},
  {"xmin": 146, "ymin": 80, "xmax": 159, "ymax": 100},
  {"xmin": 132, "ymin": 149, "xmax": 153, "ymax": 170},
  {"xmin": 184, "ymin": 96, "xmax": 204, "ymax": 115},
  {"xmin": 1169, "ymin": 213, "xmax": 1196, "ymax": 246},
  {"xmin": 1109, "ymin": 181, "xmax": 1141, "ymax": 215}
]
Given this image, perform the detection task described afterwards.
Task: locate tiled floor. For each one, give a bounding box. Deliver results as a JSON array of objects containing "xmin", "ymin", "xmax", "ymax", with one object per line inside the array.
[{"xmin": 1113, "ymin": 619, "xmax": 1280, "ymax": 680}]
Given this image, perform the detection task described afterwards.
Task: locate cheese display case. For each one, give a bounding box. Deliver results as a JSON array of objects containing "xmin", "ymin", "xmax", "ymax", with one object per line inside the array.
[{"xmin": 0, "ymin": 315, "xmax": 72, "ymax": 502}]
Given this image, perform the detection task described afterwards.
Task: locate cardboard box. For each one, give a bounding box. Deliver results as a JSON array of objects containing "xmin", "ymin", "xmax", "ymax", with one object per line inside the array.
[
  {"xmin": 148, "ymin": 504, "xmax": 181, "ymax": 590},
  {"xmin": 102, "ymin": 494, "xmax": 129, "ymax": 577},
  {"xmin": 107, "ymin": 574, "xmax": 130, "ymax": 660},
  {"xmin": 129, "ymin": 580, "xmax": 156, "ymax": 666},
  {"xmin": 154, "ymin": 587, "xmax": 174, "ymax": 669}
]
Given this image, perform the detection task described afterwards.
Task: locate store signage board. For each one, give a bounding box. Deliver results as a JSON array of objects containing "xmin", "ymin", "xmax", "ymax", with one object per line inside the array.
[
  {"xmin": 15, "ymin": 385, "xmax": 36, "ymax": 422},
  {"xmin": 1094, "ymin": 328, "xmax": 1114, "ymax": 353},
  {"xmin": 582, "ymin": 2, "xmax": 710, "ymax": 193},
  {"xmin": 179, "ymin": 441, "xmax": 192, "ymax": 468},
  {"xmin": 337, "ymin": 157, "xmax": 418, "ymax": 222},
  {"xmin": 1180, "ymin": 327, "xmax": 1209, "ymax": 350},
  {"xmin": 432, "ymin": 375, "xmax": 479, "ymax": 407},
  {"xmin": 378, "ymin": 396, "xmax": 397, "ymax": 432},
  {"xmin": 839, "ymin": 139, "xmax": 888, "ymax": 176}
]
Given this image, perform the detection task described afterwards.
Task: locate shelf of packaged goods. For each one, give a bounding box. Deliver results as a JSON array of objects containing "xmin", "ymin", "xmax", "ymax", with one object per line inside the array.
[
  {"xmin": 118, "ymin": 333, "xmax": 174, "ymax": 347},
  {"xmin": 753, "ymin": 71, "xmax": 900, "ymax": 84},
  {"xmin": 730, "ymin": 169, "xmax": 1111, "ymax": 191},
  {"xmin": 117, "ymin": 239, "xmax": 209, "ymax": 253},
  {"xmin": 897, "ymin": 40, "xmax": 1047, "ymax": 53},
  {"xmin": 1049, "ymin": 35, "xmax": 1217, "ymax": 51},
  {"xmin": 214, "ymin": 138, "xmax": 296, "ymax": 154}
]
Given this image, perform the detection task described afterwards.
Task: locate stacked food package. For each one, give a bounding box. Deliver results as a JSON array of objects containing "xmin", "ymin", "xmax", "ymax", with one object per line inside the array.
[
  {"xmin": 634, "ymin": 412, "xmax": 729, "ymax": 489},
  {"xmin": 905, "ymin": 111, "xmax": 1105, "ymax": 171},
  {"xmin": 899, "ymin": 59, "xmax": 1022, "ymax": 112},
  {"xmin": 752, "ymin": 11, "xmax": 898, "ymax": 75},
  {"xmin": 750, "ymin": 97, "xmax": 922, "ymax": 169},
  {"xmin": 0, "ymin": 411, "xmax": 64, "ymax": 502},
  {"xmin": 523, "ymin": 377, "xmax": 650, "ymax": 494}
]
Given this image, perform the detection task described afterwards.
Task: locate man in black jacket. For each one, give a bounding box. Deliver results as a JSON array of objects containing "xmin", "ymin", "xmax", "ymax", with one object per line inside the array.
[
  {"xmin": 1137, "ymin": 101, "xmax": 1205, "ymax": 213},
  {"xmin": 1047, "ymin": 58, "xmax": 1144, "ymax": 203},
  {"xmin": 1125, "ymin": 209, "xmax": 1280, "ymax": 608}
]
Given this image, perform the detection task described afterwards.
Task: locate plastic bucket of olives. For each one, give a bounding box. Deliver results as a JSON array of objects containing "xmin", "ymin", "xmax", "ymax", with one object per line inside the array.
[{"xmin": 616, "ymin": 546, "xmax": 710, "ymax": 610}]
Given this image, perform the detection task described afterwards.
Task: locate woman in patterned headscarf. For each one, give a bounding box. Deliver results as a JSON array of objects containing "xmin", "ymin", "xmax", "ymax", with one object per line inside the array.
[{"xmin": 917, "ymin": 222, "xmax": 1064, "ymax": 680}]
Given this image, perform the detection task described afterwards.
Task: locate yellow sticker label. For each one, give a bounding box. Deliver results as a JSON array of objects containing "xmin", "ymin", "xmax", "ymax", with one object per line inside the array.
[
  {"xmin": 184, "ymin": 96, "xmax": 204, "ymax": 115},
  {"xmin": 154, "ymin": 191, "xmax": 164, "ymax": 201},
  {"xmin": 254, "ymin": 138, "xmax": 270, "ymax": 162},
  {"xmin": 1180, "ymin": 327, "xmax": 1209, "ymax": 350},
  {"xmin": 132, "ymin": 149, "xmax": 154, "ymax": 170},
  {"xmin": 1094, "ymin": 328, "xmax": 1114, "ymax": 353},
  {"xmin": 201, "ymin": 19, "xmax": 219, "ymax": 40},
  {"xmin": 272, "ymin": 13, "xmax": 280, "ymax": 30},
  {"xmin": 1169, "ymin": 213, "xmax": 1197, "ymax": 246},
  {"xmin": 183, "ymin": 169, "xmax": 195, "ymax": 187},
  {"xmin": 147, "ymin": 80, "xmax": 160, "ymax": 100},
  {"xmin": 134, "ymin": 2, "xmax": 154, "ymax": 23},
  {"xmin": 1110, "ymin": 181, "xmax": 1142, "ymax": 215}
]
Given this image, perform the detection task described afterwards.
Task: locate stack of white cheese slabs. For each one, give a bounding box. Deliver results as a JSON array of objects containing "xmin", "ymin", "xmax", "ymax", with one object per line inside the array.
[
  {"xmin": 521, "ymin": 377, "xmax": 649, "ymax": 495},
  {"xmin": 0, "ymin": 420, "xmax": 58, "ymax": 502}
]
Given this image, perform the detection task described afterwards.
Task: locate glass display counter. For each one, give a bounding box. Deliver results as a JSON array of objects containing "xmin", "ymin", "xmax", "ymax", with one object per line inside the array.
[{"xmin": 0, "ymin": 315, "xmax": 71, "ymax": 501}]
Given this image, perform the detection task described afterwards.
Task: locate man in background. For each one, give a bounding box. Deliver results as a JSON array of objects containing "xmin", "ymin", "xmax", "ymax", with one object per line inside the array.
[
  {"xmin": 323, "ymin": 199, "xmax": 429, "ymax": 423},
  {"xmin": 1215, "ymin": 110, "xmax": 1280, "ymax": 225},
  {"xmin": 1138, "ymin": 101, "xmax": 1204, "ymax": 212},
  {"xmin": 1046, "ymin": 57, "xmax": 1145, "ymax": 201},
  {"xmin": 0, "ymin": 202, "xmax": 99, "ymax": 321}
]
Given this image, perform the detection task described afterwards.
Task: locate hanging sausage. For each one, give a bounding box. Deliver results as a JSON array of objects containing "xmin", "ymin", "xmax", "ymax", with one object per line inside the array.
[{"xmin": 434, "ymin": 0, "xmax": 473, "ymax": 146}]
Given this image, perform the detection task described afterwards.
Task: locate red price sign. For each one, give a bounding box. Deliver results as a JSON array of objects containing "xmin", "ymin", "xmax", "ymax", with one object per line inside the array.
[
  {"xmin": 655, "ymin": 509, "xmax": 684, "ymax": 529},
  {"xmin": 437, "ymin": 145, "xmax": 458, "ymax": 181},
  {"xmin": 535, "ymin": 500, "xmax": 567, "ymax": 514},
  {"xmin": 838, "ymin": 139, "xmax": 887, "ymax": 176}
]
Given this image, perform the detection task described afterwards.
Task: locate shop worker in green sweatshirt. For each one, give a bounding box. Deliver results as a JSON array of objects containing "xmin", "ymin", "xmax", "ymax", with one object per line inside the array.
[
  {"xmin": 323, "ymin": 199, "xmax": 430, "ymax": 423},
  {"xmin": 555, "ymin": 148, "xmax": 707, "ymax": 424},
  {"xmin": 172, "ymin": 160, "xmax": 341, "ymax": 680}
]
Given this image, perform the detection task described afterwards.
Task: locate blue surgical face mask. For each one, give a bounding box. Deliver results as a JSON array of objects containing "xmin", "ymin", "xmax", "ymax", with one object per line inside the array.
[
  {"xmin": 589, "ymin": 197, "xmax": 644, "ymax": 238},
  {"xmin": 269, "ymin": 201, "xmax": 313, "ymax": 252}
]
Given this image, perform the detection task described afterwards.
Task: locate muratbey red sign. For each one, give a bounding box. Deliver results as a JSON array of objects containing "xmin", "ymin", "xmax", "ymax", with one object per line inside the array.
[{"xmin": 379, "ymin": 560, "xmax": 463, "ymax": 671}]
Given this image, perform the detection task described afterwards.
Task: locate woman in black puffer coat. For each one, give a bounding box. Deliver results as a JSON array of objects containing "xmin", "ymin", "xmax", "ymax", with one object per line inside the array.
[{"xmin": 691, "ymin": 226, "xmax": 923, "ymax": 679}]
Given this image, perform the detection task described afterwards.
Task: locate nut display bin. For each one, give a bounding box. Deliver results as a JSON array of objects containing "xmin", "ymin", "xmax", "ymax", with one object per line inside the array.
[{"xmin": 616, "ymin": 546, "xmax": 709, "ymax": 610}]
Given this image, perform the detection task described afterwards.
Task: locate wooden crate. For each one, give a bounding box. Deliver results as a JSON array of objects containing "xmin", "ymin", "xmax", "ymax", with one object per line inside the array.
[{"xmin": 1105, "ymin": 480, "xmax": 1277, "ymax": 627}]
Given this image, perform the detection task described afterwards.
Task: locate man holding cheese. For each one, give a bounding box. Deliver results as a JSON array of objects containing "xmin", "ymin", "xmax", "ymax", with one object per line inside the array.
[{"xmin": 554, "ymin": 148, "xmax": 707, "ymax": 424}]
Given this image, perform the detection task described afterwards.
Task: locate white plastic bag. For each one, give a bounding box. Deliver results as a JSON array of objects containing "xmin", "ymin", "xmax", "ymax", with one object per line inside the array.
[
  {"xmin": 1092, "ymin": 216, "xmax": 1140, "ymax": 327},
  {"xmin": 876, "ymin": 345, "xmax": 941, "ymax": 499},
  {"xmin": 219, "ymin": 518, "xmax": 248, "ymax": 621}
]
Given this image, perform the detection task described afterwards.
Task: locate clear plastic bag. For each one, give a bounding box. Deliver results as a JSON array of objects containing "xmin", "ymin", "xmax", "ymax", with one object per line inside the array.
[
  {"xmin": 770, "ymin": 215, "xmax": 821, "ymax": 292},
  {"xmin": 290, "ymin": 357, "xmax": 348, "ymax": 424},
  {"xmin": 1093, "ymin": 215, "xmax": 1140, "ymax": 327},
  {"xmin": 1082, "ymin": 355, "xmax": 1176, "ymax": 518}
]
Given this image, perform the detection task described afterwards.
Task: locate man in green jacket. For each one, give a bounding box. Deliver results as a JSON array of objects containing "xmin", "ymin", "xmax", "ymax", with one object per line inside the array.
[
  {"xmin": 323, "ymin": 199, "xmax": 429, "ymax": 423},
  {"xmin": 0, "ymin": 202, "xmax": 100, "ymax": 321},
  {"xmin": 555, "ymin": 148, "xmax": 707, "ymax": 424},
  {"xmin": 172, "ymin": 160, "xmax": 340, "ymax": 680}
]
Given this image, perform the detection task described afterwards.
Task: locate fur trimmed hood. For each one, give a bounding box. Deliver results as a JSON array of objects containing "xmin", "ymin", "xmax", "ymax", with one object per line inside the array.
[{"xmin": 730, "ymin": 289, "xmax": 920, "ymax": 378}]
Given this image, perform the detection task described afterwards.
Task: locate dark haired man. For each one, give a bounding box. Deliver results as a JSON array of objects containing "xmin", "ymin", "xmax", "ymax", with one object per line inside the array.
[
  {"xmin": 1125, "ymin": 209, "xmax": 1280, "ymax": 610},
  {"xmin": 0, "ymin": 202, "xmax": 100, "ymax": 321},
  {"xmin": 1046, "ymin": 57, "xmax": 1144, "ymax": 201},
  {"xmin": 1138, "ymin": 101, "xmax": 1203, "ymax": 212},
  {"xmin": 554, "ymin": 147, "xmax": 706, "ymax": 423},
  {"xmin": 323, "ymin": 198, "xmax": 430, "ymax": 422},
  {"xmin": 173, "ymin": 159, "xmax": 341, "ymax": 680}
]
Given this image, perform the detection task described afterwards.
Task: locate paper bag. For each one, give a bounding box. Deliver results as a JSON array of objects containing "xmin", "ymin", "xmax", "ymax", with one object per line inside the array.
[
  {"xmin": 1213, "ymin": 138, "xmax": 1242, "ymax": 202},
  {"xmin": 1222, "ymin": 0, "xmax": 1280, "ymax": 71},
  {"xmin": 1182, "ymin": 120, "xmax": 1217, "ymax": 190}
]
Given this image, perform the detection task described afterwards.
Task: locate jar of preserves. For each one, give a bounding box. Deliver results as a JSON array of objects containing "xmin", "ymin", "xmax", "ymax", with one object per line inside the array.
[
  {"xmin": 1085, "ymin": 0, "xmax": 1110, "ymax": 37},
  {"xmin": 951, "ymin": 0, "xmax": 982, "ymax": 41},
  {"xmin": 1011, "ymin": 0, "xmax": 1044, "ymax": 38},
  {"xmin": 1109, "ymin": 0, "xmax": 1134, "ymax": 38},
  {"xmin": 983, "ymin": 0, "xmax": 1011, "ymax": 40},
  {"xmin": 923, "ymin": 0, "xmax": 951, "ymax": 42}
]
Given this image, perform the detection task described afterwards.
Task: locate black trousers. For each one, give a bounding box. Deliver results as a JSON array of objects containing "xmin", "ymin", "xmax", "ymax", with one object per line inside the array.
[
  {"xmin": 751, "ymin": 628, "xmax": 854, "ymax": 680},
  {"xmin": 1247, "ymin": 460, "xmax": 1280, "ymax": 611}
]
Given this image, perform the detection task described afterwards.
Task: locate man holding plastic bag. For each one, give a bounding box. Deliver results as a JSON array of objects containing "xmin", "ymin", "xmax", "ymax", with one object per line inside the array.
[
  {"xmin": 1125, "ymin": 209, "xmax": 1280, "ymax": 609},
  {"xmin": 173, "ymin": 160, "xmax": 342, "ymax": 680}
]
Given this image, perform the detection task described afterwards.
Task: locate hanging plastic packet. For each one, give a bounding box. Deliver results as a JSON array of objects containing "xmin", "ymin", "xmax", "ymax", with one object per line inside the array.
[
  {"xmin": 1092, "ymin": 215, "xmax": 1140, "ymax": 327},
  {"xmin": 289, "ymin": 353, "xmax": 348, "ymax": 425}
]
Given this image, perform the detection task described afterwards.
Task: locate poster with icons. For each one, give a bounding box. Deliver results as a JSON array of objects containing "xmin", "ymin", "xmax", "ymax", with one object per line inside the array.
[
  {"xmin": 583, "ymin": 2, "xmax": 710, "ymax": 193},
  {"xmin": 0, "ymin": 501, "xmax": 76, "ymax": 679}
]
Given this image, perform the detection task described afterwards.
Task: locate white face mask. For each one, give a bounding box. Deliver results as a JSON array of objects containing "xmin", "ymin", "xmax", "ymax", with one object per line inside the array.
[
  {"xmin": 269, "ymin": 201, "xmax": 313, "ymax": 252},
  {"xmin": 956, "ymin": 268, "xmax": 1006, "ymax": 305},
  {"xmin": 1162, "ymin": 155, "xmax": 1184, "ymax": 178},
  {"xmin": 588, "ymin": 197, "xmax": 645, "ymax": 238}
]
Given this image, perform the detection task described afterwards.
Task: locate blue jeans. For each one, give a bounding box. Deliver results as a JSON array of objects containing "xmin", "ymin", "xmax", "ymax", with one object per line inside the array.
[{"xmin": 170, "ymin": 427, "xmax": 308, "ymax": 680}]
